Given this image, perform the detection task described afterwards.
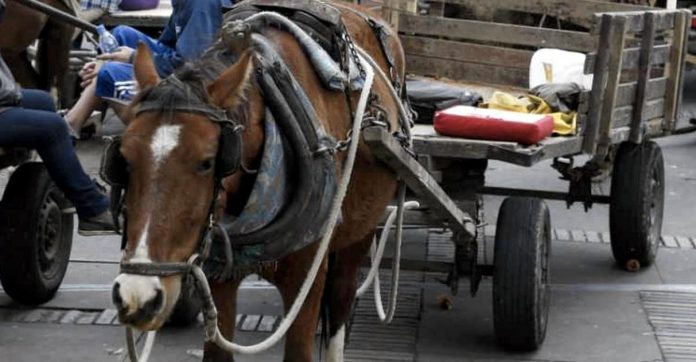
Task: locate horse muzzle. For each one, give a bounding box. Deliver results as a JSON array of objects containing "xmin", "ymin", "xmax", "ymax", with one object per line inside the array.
[{"xmin": 112, "ymin": 273, "xmax": 169, "ymax": 329}]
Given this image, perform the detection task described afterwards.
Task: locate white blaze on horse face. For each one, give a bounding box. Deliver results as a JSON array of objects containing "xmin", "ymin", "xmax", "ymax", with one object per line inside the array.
[
  {"xmin": 133, "ymin": 218, "xmax": 151, "ymax": 262},
  {"xmin": 150, "ymin": 124, "xmax": 182, "ymax": 169},
  {"xmin": 327, "ymin": 325, "xmax": 345, "ymax": 362}
]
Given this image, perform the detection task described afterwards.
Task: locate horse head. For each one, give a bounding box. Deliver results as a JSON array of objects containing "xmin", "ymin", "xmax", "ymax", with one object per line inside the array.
[{"xmin": 111, "ymin": 42, "xmax": 259, "ymax": 330}]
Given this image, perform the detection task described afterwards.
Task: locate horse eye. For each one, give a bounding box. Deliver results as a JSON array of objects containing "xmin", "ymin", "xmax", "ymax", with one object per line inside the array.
[{"xmin": 198, "ymin": 158, "xmax": 215, "ymax": 173}]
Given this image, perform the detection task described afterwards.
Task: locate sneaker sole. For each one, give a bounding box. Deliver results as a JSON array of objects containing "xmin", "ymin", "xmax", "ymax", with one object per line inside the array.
[{"xmin": 77, "ymin": 230, "xmax": 119, "ymax": 237}]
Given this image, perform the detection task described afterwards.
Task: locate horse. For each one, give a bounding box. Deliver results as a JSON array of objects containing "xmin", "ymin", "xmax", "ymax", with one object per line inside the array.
[
  {"xmin": 0, "ymin": 0, "xmax": 73, "ymax": 105},
  {"xmin": 109, "ymin": 2, "xmax": 405, "ymax": 361}
]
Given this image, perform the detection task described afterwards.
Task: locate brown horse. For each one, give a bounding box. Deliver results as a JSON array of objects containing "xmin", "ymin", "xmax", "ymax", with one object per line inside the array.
[
  {"xmin": 0, "ymin": 0, "xmax": 73, "ymax": 103},
  {"xmin": 111, "ymin": 2, "xmax": 405, "ymax": 361}
]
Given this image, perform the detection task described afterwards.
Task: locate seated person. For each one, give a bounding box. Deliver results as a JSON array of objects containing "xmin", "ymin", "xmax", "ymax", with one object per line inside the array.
[
  {"xmin": 0, "ymin": 54, "xmax": 115, "ymax": 235},
  {"xmin": 65, "ymin": 0, "xmax": 232, "ymax": 135}
]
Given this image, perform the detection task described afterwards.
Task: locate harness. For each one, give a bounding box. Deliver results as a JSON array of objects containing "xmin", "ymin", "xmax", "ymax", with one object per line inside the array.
[{"xmin": 99, "ymin": 0, "xmax": 409, "ymax": 283}]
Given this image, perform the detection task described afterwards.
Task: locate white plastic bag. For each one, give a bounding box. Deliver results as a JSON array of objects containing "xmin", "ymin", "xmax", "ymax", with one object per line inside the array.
[{"xmin": 529, "ymin": 48, "xmax": 593, "ymax": 90}]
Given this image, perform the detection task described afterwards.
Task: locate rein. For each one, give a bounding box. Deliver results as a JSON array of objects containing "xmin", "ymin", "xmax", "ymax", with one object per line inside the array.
[{"xmin": 118, "ymin": 11, "xmax": 414, "ymax": 362}]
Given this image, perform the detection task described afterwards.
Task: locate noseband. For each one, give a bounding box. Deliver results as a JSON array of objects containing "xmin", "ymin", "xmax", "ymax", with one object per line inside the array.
[{"xmin": 110, "ymin": 75, "xmax": 244, "ymax": 278}]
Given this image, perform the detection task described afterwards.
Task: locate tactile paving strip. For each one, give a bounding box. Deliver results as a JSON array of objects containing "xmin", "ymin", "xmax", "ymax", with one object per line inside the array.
[
  {"xmin": 345, "ymin": 270, "xmax": 423, "ymax": 362},
  {"xmin": 641, "ymin": 291, "xmax": 696, "ymax": 361},
  {"xmin": 344, "ymin": 227, "xmax": 430, "ymax": 362},
  {"xmin": 0, "ymin": 307, "xmax": 281, "ymax": 333}
]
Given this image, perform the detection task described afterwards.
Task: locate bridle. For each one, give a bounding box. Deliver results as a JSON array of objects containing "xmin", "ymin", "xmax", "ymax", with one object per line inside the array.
[{"xmin": 104, "ymin": 74, "xmax": 245, "ymax": 278}]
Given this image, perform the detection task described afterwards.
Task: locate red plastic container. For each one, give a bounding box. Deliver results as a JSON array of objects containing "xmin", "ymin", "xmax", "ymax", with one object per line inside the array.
[{"xmin": 434, "ymin": 105, "xmax": 554, "ymax": 145}]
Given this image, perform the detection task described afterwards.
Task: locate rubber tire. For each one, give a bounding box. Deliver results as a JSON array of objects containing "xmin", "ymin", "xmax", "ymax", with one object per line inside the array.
[
  {"xmin": 493, "ymin": 197, "xmax": 551, "ymax": 351},
  {"xmin": 166, "ymin": 276, "xmax": 202, "ymax": 326},
  {"xmin": 0, "ymin": 163, "xmax": 74, "ymax": 305},
  {"xmin": 609, "ymin": 141, "xmax": 664, "ymax": 271}
]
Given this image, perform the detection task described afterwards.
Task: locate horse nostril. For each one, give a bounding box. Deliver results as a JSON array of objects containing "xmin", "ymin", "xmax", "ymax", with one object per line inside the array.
[
  {"xmin": 112, "ymin": 282, "xmax": 124, "ymax": 310},
  {"xmin": 141, "ymin": 288, "xmax": 164, "ymax": 317}
]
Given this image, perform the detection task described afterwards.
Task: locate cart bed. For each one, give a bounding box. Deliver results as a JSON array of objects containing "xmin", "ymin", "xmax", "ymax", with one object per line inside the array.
[{"xmin": 412, "ymin": 125, "xmax": 583, "ymax": 167}]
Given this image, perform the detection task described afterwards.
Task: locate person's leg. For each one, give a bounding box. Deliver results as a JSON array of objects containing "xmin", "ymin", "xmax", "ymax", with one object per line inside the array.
[
  {"xmin": 64, "ymin": 73, "xmax": 103, "ymax": 133},
  {"xmin": 111, "ymin": 25, "xmax": 169, "ymax": 53},
  {"xmin": 0, "ymin": 107, "xmax": 108, "ymax": 218},
  {"xmin": 19, "ymin": 89, "xmax": 56, "ymax": 112},
  {"xmin": 65, "ymin": 60, "xmax": 138, "ymax": 133}
]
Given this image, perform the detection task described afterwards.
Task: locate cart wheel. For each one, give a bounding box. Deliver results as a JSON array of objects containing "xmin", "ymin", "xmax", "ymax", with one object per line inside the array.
[
  {"xmin": 493, "ymin": 197, "xmax": 551, "ymax": 351},
  {"xmin": 610, "ymin": 141, "xmax": 664, "ymax": 271},
  {"xmin": 0, "ymin": 163, "xmax": 74, "ymax": 305},
  {"xmin": 166, "ymin": 276, "xmax": 202, "ymax": 326}
]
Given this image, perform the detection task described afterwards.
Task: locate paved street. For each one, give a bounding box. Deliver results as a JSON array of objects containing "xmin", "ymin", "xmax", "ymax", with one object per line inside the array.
[{"xmin": 1, "ymin": 106, "xmax": 696, "ymax": 361}]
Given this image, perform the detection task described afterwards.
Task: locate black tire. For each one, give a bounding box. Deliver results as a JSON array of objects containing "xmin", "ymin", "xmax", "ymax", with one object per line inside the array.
[
  {"xmin": 0, "ymin": 163, "xmax": 74, "ymax": 305},
  {"xmin": 610, "ymin": 141, "xmax": 664, "ymax": 271},
  {"xmin": 166, "ymin": 276, "xmax": 202, "ymax": 326},
  {"xmin": 493, "ymin": 197, "xmax": 551, "ymax": 351}
]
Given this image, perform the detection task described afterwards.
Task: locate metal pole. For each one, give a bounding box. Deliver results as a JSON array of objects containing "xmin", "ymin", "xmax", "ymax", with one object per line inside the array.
[{"xmin": 13, "ymin": 0, "xmax": 98, "ymax": 34}]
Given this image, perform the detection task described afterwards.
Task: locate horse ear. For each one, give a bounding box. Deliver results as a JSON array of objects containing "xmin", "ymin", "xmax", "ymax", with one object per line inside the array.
[
  {"xmin": 207, "ymin": 51, "xmax": 253, "ymax": 110},
  {"xmin": 133, "ymin": 41, "xmax": 160, "ymax": 89}
]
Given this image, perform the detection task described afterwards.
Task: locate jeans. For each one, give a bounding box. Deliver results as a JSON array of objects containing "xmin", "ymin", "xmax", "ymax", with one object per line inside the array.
[
  {"xmin": 96, "ymin": 25, "xmax": 173, "ymax": 100},
  {"xmin": 0, "ymin": 90, "xmax": 109, "ymax": 218}
]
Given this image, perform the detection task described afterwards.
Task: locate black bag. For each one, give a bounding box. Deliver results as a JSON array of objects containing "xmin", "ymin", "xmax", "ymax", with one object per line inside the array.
[
  {"xmin": 406, "ymin": 78, "xmax": 482, "ymax": 124},
  {"xmin": 530, "ymin": 82, "xmax": 583, "ymax": 113}
]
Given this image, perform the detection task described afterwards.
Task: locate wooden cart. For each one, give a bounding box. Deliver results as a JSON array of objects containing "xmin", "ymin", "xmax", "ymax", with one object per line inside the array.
[{"xmin": 364, "ymin": 0, "xmax": 692, "ymax": 351}]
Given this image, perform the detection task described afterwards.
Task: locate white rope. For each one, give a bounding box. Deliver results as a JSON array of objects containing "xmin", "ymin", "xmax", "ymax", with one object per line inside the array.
[
  {"xmin": 196, "ymin": 52, "xmax": 376, "ymax": 355},
  {"xmin": 125, "ymin": 45, "xmax": 414, "ymax": 360},
  {"xmin": 125, "ymin": 328, "xmax": 156, "ymax": 362},
  {"xmin": 356, "ymin": 184, "xmax": 420, "ymax": 323}
]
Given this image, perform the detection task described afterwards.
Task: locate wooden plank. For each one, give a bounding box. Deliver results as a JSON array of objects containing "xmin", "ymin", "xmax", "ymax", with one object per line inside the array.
[
  {"xmin": 410, "ymin": 125, "xmax": 583, "ymax": 167},
  {"xmin": 595, "ymin": 14, "xmax": 627, "ymax": 158},
  {"xmin": 362, "ymin": 127, "xmax": 476, "ymax": 240},
  {"xmin": 630, "ymin": 12, "xmax": 657, "ymax": 143},
  {"xmin": 406, "ymin": 55, "xmax": 528, "ymax": 88},
  {"xmin": 613, "ymin": 98, "xmax": 665, "ymax": 128},
  {"xmin": 427, "ymin": 1, "xmax": 446, "ymax": 17},
  {"xmin": 585, "ymin": 44, "xmax": 670, "ymax": 74},
  {"xmin": 663, "ymin": 10, "xmax": 690, "ymax": 132},
  {"xmin": 592, "ymin": 10, "xmax": 676, "ymax": 34},
  {"xmin": 398, "ymin": 15, "xmax": 597, "ymax": 53},
  {"xmin": 583, "ymin": 14, "xmax": 614, "ymax": 153},
  {"xmin": 615, "ymin": 77, "xmax": 668, "ymax": 108},
  {"xmin": 400, "ymin": 36, "xmax": 533, "ymax": 69},
  {"xmin": 442, "ymin": 0, "xmax": 650, "ymax": 28},
  {"xmin": 382, "ymin": 0, "xmax": 417, "ymax": 29}
]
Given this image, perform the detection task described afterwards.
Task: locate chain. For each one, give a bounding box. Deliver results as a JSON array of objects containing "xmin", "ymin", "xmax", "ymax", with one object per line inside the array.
[{"xmin": 343, "ymin": 29, "xmax": 366, "ymax": 80}]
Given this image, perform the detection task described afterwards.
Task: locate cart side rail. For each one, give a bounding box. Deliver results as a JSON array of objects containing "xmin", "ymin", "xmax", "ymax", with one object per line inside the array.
[
  {"xmin": 395, "ymin": 0, "xmax": 657, "ymax": 89},
  {"xmin": 583, "ymin": 9, "xmax": 691, "ymax": 156},
  {"xmin": 398, "ymin": 14, "xmax": 596, "ymax": 89}
]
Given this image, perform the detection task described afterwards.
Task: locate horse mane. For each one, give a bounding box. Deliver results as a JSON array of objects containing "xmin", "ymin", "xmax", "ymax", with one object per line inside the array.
[{"xmin": 131, "ymin": 45, "xmax": 251, "ymax": 126}]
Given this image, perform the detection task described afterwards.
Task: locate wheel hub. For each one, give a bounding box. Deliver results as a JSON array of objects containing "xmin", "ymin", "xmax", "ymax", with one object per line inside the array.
[{"xmin": 37, "ymin": 190, "xmax": 64, "ymax": 277}]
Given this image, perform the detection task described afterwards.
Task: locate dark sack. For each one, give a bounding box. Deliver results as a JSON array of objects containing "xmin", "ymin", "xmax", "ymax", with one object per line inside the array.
[{"xmin": 406, "ymin": 78, "xmax": 482, "ymax": 124}]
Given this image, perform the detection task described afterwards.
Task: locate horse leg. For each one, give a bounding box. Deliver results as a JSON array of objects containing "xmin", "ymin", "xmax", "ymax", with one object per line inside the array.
[
  {"xmin": 38, "ymin": 17, "xmax": 72, "ymax": 105},
  {"xmin": 203, "ymin": 278, "xmax": 242, "ymax": 362},
  {"xmin": 272, "ymin": 245, "xmax": 328, "ymax": 362},
  {"xmin": 324, "ymin": 233, "xmax": 373, "ymax": 362},
  {"xmin": 1, "ymin": 51, "xmax": 39, "ymax": 89}
]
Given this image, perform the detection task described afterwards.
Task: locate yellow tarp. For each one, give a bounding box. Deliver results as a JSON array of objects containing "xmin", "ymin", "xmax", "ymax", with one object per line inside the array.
[{"xmin": 480, "ymin": 91, "xmax": 576, "ymax": 135}]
